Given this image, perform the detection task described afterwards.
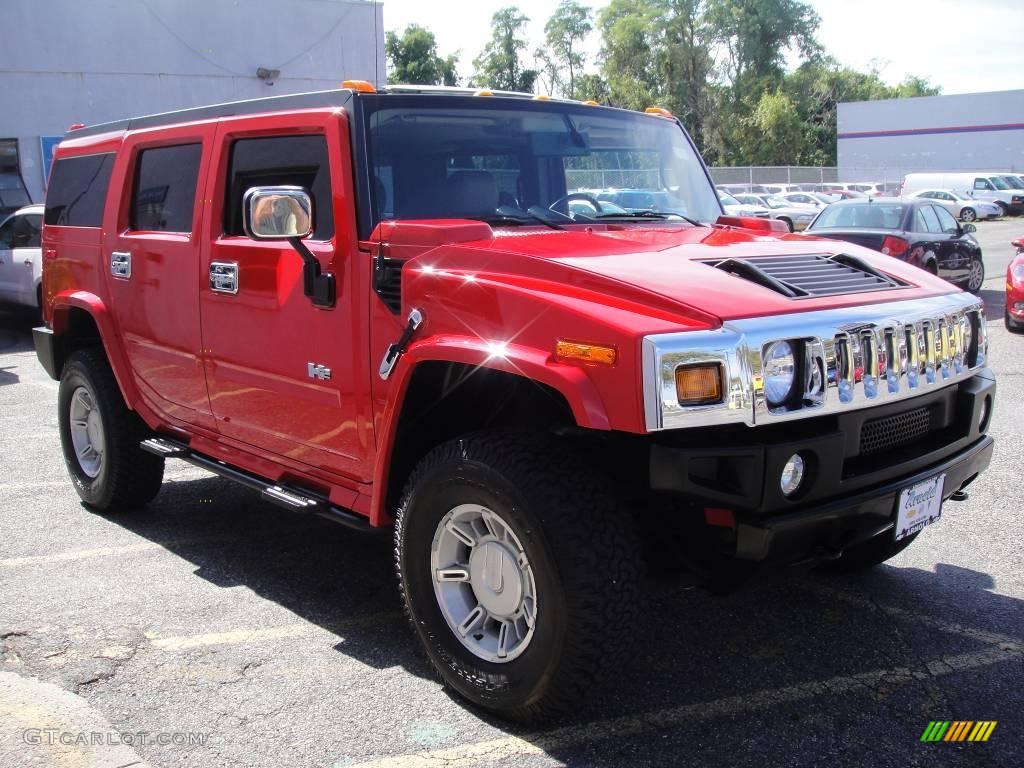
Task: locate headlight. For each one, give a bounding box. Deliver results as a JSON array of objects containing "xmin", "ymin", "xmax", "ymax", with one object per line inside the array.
[
  {"xmin": 1012, "ymin": 264, "xmax": 1024, "ymax": 281},
  {"xmin": 763, "ymin": 341, "xmax": 796, "ymax": 406}
]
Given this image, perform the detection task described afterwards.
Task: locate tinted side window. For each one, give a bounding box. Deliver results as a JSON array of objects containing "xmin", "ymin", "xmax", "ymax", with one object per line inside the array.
[
  {"xmin": 130, "ymin": 144, "xmax": 202, "ymax": 233},
  {"xmin": 225, "ymin": 135, "xmax": 334, "ymax": 240},
  {"xmin": 919, "ymin": 205, "xmax": 942, "ymax": 233},
  {"xmin": 973, "ymin": 178, "xmax": 991, "ymax": 190},
  {"xmin": 932, "ymin": 205, "xmax": 959, "ymax": 233},
  {"xmin": 45, "ymin": 153, "xmax": 115, "ymax": 226}
]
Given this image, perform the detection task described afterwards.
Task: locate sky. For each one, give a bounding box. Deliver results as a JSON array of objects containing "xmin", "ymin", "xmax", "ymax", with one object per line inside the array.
[{"xmin": 379, "ymin": 0, "xmax": 1024, "ymax": 96}]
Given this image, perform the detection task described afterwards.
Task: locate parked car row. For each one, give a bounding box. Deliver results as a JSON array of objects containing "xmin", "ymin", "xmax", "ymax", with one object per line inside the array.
[{"xmin": 901, "ymin": 172, "xmax": 1024, "ymax": 217}]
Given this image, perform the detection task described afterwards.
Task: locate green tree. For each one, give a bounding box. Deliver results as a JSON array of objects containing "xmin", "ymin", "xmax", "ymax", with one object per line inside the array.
[
  {"xmin": 385, "ymin": 24, "xmax": 459, "ymax": 86},
  {"xmin": 543, "ymin": 0, "xmax": 593, "ymax": 99},
  {"xmin": 574, "ymin": 72, "xmax": 612, "ymax": 104},
  {"xmin": 472, "ymin": 8, "xmax": 538, "ymax": 92}
]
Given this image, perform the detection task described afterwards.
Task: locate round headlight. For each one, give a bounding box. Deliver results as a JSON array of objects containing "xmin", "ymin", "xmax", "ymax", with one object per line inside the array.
[
  {"xmin": 763, "ymin": 341, "xmax": 796, "ymax": 406},
  {"xmin": 781, "ymin": 453, "xmax": 805, "ymax": 497}
]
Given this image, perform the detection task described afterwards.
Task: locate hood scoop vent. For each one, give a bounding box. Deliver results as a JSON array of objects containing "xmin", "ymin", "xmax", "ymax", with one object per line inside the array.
[{"xmin": 701, "ymin": 253, "xmax": 906, "ymax": 298}]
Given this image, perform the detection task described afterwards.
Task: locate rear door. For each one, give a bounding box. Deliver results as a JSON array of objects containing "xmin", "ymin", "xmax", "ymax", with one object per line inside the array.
[
  {"xmin": 105, "ymin": 126, "xmax": 215, "ymax": 429},
  {"xmin": 0, "ymin": 211, "xmax": 41, "ymax": 305},
  {"xmin": 0, "ymin": 213, "xmax": 20, "ymax": 301}
]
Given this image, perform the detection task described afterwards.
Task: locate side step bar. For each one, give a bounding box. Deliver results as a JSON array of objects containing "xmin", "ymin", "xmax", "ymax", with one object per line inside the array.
[{"xmin": 140, "ymin": 436, "xmax": 376, "ymax": 533}]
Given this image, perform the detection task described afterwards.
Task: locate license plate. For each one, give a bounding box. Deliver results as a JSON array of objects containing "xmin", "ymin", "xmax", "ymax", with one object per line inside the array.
[{"xmin": 894, "ymin": 474, "xmax": 945, "ymax": 541}]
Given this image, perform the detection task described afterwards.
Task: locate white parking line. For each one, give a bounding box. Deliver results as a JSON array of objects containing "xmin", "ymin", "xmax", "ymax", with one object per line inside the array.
[
  {"xmin": 0, "ymin": 542, "xmax": 165, "ymax": 568},
  {"xmin": 345, "ymin": 644, "xmax": 1022, "ymax": 768},
  {"xmin": 147, "ymin": 611, "xmax": 401, "ymax": 651}
]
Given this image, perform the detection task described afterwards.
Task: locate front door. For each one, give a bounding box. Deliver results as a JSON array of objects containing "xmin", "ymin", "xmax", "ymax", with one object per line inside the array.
[
  {"xmin": 105, "ymin": 128, "xmax": 215, "ymax": 429},
  {"xmin": 197, "ymin": 113, "xmax": 372, "ymax": 482},
  {"xmin": 0, "ymin": 211, "xmax": 41, "ymax": 305}
]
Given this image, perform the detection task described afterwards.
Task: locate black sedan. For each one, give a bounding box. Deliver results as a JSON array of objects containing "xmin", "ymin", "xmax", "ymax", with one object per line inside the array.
[{"xmin": 805, "ymin": 198, "xmax": 985, "ymax": 293}]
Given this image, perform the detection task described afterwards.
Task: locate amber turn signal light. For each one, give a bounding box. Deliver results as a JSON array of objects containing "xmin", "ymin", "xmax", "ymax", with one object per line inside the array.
[
  {"xmin": 675, "ymin": 363, "xmax": 722, "ymax": 405},
  {"xmin": 555, "ymin": 340, "xmax": 617, "ymax": 366},
  {"xmin": 342, "ymin": 79, "xmax": 376, "ymax": 93}
]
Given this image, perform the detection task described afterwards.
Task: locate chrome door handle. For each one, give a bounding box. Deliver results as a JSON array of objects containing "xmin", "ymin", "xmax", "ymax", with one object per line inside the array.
[
  {"xmin": 209, "ymin": 262, "xmax": 239, "ymax": 294},
  {"xmin": 110, "ymin": 251, "xmax": 131, "ymax": 278}
]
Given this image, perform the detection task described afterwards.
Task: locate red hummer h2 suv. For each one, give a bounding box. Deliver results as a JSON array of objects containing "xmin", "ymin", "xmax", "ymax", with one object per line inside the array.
[{"xmin": 34, "ymin": 83, "xmax": 995, "ymax": 720}]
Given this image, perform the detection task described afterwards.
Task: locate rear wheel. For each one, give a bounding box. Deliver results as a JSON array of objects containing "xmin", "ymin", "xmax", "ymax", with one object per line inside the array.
[
  {"xmin": 395, "ymin": 433, "xmax": 640, "ymax": 721},
  {"xmin": 995, "ymin": 201, "xmax": 1008, "ymax": 217},
  {"xmin": 58, "ymin": 349, "xmax": 164, "ymax": 511},
  {"xmin": 959, "ymin": 207, "xmax": 976, "ymax": 222},
  {"xmin": 823, "ymin": 531, "xmax": 919, "ymax": 573},
  {"xmin": 778, "ymin": 217, "xmax": 793, "ymax": 232},
  {"xmin": 965, "ymin": 257, "xmax": 985, "ymax": 293}
]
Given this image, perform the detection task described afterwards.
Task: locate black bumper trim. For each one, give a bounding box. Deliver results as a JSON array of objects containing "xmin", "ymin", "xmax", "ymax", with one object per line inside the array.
[
  {"xmin": 33, "ymin": 326, "xmax": 60, "ymax": 380},
  {"xmin": 734, "ymin": 435, "xmax": 994, "ymax": 562}
]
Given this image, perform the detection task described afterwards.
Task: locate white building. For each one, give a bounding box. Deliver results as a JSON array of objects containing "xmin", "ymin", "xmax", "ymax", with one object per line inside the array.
[
  {"xmin": 0, "ymin": 0, "xmax": 384, "ymax": 206},
  {"xmin": 837, "ymin": 89, "xmax": 1024, "ymax": 183}
]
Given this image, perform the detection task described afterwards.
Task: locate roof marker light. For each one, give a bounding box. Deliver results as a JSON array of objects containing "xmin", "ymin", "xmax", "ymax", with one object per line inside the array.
[
  {"xmin": 533, "ymin": 94, "xmax": 551, "ymax": 101},
  {"xmin": 474, "ymin": 89, "xmax": 494, "ymax": 97},
  {"xmin": 645, "ymin": 107, "xmax": 673, "ymax": 117},
  {"xmin": 342, "ymin": 79, "xmax": 376, "ymax": 93},
  {"xmin": 68, "ymin": 123, "xmax": 86, "ymax": 131},
  {"xmin": 581, "ymin": 100, "xmax": 599, "ymax": 106}
]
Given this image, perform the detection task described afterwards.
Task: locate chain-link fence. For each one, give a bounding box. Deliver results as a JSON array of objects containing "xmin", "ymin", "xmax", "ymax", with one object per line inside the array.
[
  {"xmin": 708, "ymin": 166, "xmax": 910, "ymax": 187},
  {"xmin": 565, "ymin": 169, "xmax": 661, "ymax": 191}
]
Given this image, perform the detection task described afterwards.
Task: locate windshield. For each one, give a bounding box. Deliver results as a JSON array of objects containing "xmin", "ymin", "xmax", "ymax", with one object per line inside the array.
[
  {"xmin": 360, "ymin": 97, "xmax": 720, "ymax": 235},
  {"xmin": 763, "ymin": 195, "xmax": 789, "ymax": 208},
  {"xmin": 718, "ymin": 192, "xmax": 741, "ymax": 206},
  {"xmin": 988, "ymin": 176, "xmax": 1010, "ymax": 190}
]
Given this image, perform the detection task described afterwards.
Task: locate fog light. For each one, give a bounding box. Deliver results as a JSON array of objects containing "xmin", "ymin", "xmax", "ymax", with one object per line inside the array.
[
  {"xmin": 780, "ymin": 454, "xmax": 805, "ymax": 497},
  {"xmin": 979, "ymin": 396, "xmax": 991, "ymax": 432}
]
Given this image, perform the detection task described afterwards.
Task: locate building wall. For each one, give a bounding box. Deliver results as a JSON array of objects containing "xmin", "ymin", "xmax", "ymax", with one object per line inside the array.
[
  {"xmin": 837, "ymin": 89, "xmax": 1024, "ymax": 182},
  {"xmin": 0, "ymin": 0, "xmax": 385, "ymax": 202}
]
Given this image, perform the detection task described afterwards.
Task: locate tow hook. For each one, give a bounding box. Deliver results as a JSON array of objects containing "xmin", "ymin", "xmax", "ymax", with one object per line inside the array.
[
  {"xmin": 950, "ymin": 490, "xmax": 969, "ymax": 502},
  {"xmin": 379, "ymin": 308, "xmax": 424, "ymax": 380}
]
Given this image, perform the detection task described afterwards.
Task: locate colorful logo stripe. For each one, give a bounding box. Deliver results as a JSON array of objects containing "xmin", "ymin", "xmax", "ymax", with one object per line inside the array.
[{"xmin": 921, "ymin": 721, "xmax": 996, "ymax": 742}]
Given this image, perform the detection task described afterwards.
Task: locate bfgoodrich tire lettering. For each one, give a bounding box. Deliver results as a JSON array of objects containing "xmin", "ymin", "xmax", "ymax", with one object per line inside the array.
[
  {"xmin": 394, "ymin": 432, "xmax": 640, "ymax": 721},
  {"xmin": 58, "ymin": 349, "xmax": 164, "ymax": 511}
]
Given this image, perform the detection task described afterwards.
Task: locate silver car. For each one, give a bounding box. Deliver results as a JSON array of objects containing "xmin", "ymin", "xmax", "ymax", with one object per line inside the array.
[
  {"xmin": 908, "ymin": 189, "xmax": 1002, "ymax": 222},
  {"xmin": 734, "ymin": 193, "xmax": 817, "ymax": 231}
]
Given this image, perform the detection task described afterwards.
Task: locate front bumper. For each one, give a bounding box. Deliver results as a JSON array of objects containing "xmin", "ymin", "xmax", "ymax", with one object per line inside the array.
[
  {"xmin": 649, "ymin": 370, "xmax": 995, "ymax": 564},
  {"xmin": 734, "ymin": 434, "xmax": 992, "ymax": 562}
]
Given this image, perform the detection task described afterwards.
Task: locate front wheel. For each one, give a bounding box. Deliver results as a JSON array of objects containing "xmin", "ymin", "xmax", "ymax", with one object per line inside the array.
[
  {"xmin": 58, "ymin": 349, "xmax": 164, "ymax": 511},
  {"xmin": 395, "ymin": 433, "xmax": 640, "ymax": 721},
  {"xmin": 959, "ymin": 207, "xmax": 976, "ymax": 222}
]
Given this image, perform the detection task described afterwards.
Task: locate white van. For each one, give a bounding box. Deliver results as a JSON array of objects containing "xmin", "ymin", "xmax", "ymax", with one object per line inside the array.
[{"xmin": 901, "ymin": 173, "xmax": 1023, "ymax": 215}]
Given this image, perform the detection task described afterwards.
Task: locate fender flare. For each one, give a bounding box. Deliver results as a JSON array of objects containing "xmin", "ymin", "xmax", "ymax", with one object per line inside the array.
[
  {"xmin": 368, "ymin": 336, "xmax": 611, "ymax": 526},
  {"xmin": 50, "ymin": 291, "xmax": 139, "ymax": 407}
]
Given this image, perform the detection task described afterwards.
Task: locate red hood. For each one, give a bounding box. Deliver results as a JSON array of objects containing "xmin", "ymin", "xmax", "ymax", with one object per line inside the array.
[{"xmin": 375, "ymin": 220, "xmax": 961, "ymax": 325}]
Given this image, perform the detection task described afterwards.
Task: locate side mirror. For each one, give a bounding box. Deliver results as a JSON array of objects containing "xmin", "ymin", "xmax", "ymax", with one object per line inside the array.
[
  {"xmin": 243, "ymin": 186, "xmax": 313, "ymax": 240},
  {"xmin": 241, "ymin": 186, "xmax": 334, "ymax": 308},
  {"xmin": 962, "ymin": 223, "xmax": 977, "ymax": 234}
]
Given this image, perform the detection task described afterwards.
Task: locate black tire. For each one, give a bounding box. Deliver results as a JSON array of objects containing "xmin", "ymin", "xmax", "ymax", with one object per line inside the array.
[
  {"xmin": 778, "ymin": 217, "xmax": 793, "ymax": 232},
  {"xmin": 394, "ymin": 432, "xmax": 640, "ymax": 721},
  {"xmin": 994, "ymin": 201, "xmax": 1008, "ymax": 217},
  {"xmin": 823, "ymin": 531, "xmax": 918, "ymax": 573},
  {"xmin": 58, "ymin": 348, "xmax": 164, "ymax": 511},
  {"xmin": 959, "ymin": 207, "xmax": 976, "ymax": 222}
]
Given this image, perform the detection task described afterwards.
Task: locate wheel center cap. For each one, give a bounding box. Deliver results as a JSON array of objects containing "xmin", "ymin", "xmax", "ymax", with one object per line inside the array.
[
  {"xmin": 469, "ymin": 541, "xmax": 523, "ymax": 617},
  {"xmin": 86, "ymin": 412, "xmax": 104, "ymax": 453}
]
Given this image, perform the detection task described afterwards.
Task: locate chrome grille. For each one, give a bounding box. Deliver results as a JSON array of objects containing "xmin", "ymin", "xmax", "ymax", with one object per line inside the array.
[
  {"xmin": 859, "ymin": 407, "xmax": 931, "ymax": 456},
  {"xmin": 642, "ymin": 294, "xmax": 988, "ymax": 431}
]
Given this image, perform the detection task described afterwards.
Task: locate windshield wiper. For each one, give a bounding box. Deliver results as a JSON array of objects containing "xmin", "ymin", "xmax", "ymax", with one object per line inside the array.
[
  {"xmin": 478, "ymin": 211, "xmax": 565, "ymax": 231},
  {"xmin": 593, "ymin": 210, "xmax": 703, "ymax": 227}
]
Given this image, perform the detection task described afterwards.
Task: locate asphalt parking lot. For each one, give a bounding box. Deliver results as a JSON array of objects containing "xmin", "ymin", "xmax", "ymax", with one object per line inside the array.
[{"xmin": 1, "ymin": 219, "xmax": 1021, "ymax": 768}]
